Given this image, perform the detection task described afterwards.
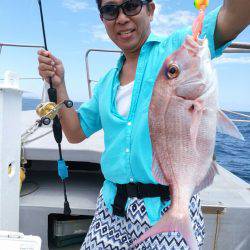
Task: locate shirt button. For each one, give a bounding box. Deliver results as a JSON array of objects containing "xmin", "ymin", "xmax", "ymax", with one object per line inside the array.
[
  {"xmin": 125, "ymin": 148, "xmax": 130, "ymax": 153},
  {"xmin": 127, "ymin": 122, "xmax": 132, "ymax": 126}
]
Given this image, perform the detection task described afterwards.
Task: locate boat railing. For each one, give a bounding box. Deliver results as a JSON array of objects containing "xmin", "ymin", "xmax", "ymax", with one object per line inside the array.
[
  {"xmin": 85, "ymin": 42, "xmax": 250, "ymax": 98},
  {"xmin": 1, "ymin": 41, "xmax": 249, "ymax": 99},
  {"xmin": 0, "ymin": 43, "xmax": 44, "ymax": 82},
  {"xmin": 85, "ymin": 49, "xmax": 122, "ymax": 98},
  {"xmin": 224, "ymin": 42, "xmax": 250, "ymax": 53},
  {"xmin": 0, "ymin": 42, "xmax": 44, "ymax": 54}
]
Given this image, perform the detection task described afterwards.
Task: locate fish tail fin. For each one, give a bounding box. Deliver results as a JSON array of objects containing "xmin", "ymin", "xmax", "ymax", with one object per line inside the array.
[
  {"xmin": 217, "ymin": 109, "xmax": 244, "ymax": 140},
  {"xmin": 133, "ymin": 207, "xmax": 199, "ymax": 250}
]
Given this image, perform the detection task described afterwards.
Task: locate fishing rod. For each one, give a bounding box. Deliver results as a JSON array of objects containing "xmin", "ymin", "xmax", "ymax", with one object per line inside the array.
[{"xmin": 37, "ymin": 0, "xmax": 72, "ymax": 215}]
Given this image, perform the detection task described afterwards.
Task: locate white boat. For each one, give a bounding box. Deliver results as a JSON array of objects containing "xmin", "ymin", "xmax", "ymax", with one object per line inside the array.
[{"xmin": 0, "ymin": 42, "xmax": 250, "ymax": 250}]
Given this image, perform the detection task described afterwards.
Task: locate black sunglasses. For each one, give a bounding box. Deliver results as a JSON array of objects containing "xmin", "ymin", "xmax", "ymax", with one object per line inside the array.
[{"xmin": 100, "ymin": 0, "xmax": 150, "ymax": 21}]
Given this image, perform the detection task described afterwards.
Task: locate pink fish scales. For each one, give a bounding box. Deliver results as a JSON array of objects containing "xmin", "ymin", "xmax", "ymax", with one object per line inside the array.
[{"xmin": 133, "ymin": 35, "xmax": 243, "ymax": 250}]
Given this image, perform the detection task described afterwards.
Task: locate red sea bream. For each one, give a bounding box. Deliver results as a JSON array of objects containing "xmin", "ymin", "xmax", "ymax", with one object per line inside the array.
[{"xmin": 133, "ymin": 23, "xmax": 244, "ymax": 250}]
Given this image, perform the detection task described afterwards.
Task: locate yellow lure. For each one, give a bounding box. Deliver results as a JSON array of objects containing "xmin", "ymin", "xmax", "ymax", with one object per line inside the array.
[{"xmin": 194, "ymin": 0, "xmax": 209, "ymax": 10}]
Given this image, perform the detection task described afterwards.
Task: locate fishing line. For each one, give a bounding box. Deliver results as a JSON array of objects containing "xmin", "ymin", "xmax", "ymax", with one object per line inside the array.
[{"xmin": 37, "ymin": 0, "xmax": 71, "ymax": 215}]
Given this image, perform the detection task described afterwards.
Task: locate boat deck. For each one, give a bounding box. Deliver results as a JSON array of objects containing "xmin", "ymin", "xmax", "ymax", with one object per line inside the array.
[{"xmin": 21, "ymin": 111, "xmax": 250, "ymax": 249}]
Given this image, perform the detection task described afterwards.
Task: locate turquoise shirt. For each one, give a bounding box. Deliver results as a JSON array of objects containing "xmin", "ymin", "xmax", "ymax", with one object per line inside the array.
[{"xmin": 78, "ymin": 6, "xmax": 232, "ymax": 225}]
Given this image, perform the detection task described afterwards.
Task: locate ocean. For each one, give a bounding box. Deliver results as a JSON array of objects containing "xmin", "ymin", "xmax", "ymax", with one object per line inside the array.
[{"xmin": 22, "ymin": 98, "xmax": 250, "ymax": 183}]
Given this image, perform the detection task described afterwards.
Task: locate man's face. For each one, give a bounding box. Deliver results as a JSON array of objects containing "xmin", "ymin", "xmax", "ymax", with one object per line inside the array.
[{"xmin": 100, "ymin": 0, "xmax": 155, "ymax": 54}]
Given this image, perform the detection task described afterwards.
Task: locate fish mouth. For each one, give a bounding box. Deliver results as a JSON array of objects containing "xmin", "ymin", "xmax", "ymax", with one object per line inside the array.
[{"xmin": 186, "ymin": 35, "xmax": 206, "ymax": 48}]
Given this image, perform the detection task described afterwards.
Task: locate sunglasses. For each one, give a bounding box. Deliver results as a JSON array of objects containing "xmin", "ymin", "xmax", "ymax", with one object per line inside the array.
[{"xmin": 100, "ymin": 0, "xmax": 150, "ymax": 21}]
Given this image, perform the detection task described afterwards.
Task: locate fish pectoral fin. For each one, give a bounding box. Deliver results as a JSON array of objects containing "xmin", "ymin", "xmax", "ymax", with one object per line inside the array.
[
  {"xmin": 190, "ymin": 100, "xmax": 204, "ymax": 152},
  {"xmin": 133, "ymin": 208, "xmax": 199, "ymax": 250},
  {"xmin": 217, "ymin": 109, "xmax": 244, "ymax": 140},
  {"xmin": 193, "ymin": 160, "xmax": 219, "ymax": 195},
  {"xmin": 152, "ymin": 153, "xmax": 168, "ymax": 185}
]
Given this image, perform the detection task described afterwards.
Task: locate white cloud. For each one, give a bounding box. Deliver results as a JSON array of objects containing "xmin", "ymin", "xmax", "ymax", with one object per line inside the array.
[
  {"xmin": 91, "ymin": 24, "xmax": 111, "ymax": 42},
  {"xmin": 152, "ymin": 3, "xmax": 195, "ymax": 36},
  {"xmin": 78, "ymin": 23, "xmax": 111, "ymax": 43},
  {"xmin": 213, "ymin": 56, "xmax": 250, "ymax": 65},
  {"xmin": 63, "ymin": 0, "xmax": 89, "ymax": 12}
]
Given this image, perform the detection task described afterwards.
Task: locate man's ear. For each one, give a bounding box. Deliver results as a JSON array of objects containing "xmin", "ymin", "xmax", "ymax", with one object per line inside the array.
[
  {"xmin": 100, "ymin": 13, "xmax": 104, "ymax": 22},
  {"xmin": 148, "ymin": 2, "xmax": 155, "ymax": 22}
]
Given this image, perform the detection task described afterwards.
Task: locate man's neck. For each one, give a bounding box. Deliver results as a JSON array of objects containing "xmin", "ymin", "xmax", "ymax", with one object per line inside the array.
[
  {"xmin": 123, "ymin": 30, "xmax": 151, "ymax": 62},
  {"xmin": 124, "ymin": 52, "xmax": 140, "ymax": 64}
]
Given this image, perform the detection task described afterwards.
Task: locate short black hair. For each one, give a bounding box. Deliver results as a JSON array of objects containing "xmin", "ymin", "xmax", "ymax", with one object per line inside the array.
[
  {"xmin": 95, "ymin": 0, "xmax": 102, "ymax": 10},
  {"xmin": 95, "ymin": 0, "xmax": 152, "ymax": 11}
]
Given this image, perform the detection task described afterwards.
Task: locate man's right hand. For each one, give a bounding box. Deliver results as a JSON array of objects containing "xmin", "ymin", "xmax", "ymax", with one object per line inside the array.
[
  {"xmin": 38, "ymin": 49, "xmax": 65, "ymax": 88},
  {"xmin": 37, "ymin": 50, "xmax": 86, "ymax": 143}
]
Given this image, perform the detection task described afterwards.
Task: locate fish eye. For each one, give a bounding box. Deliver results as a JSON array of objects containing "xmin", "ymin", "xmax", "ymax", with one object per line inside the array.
[{"xmin": 166, "ymin": 64, "xmax": 180, "ymax": 79}]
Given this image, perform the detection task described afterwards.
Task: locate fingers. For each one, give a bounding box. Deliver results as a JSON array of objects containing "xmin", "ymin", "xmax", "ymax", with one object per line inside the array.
[
  {"xmin": 47, "ymin": 51, "xmax": 61, "ymax": 64},
  {"xmin": 39, "ymin": 63, "xmax": 56, "ymax": 72},
  {"xmin": 38, "ymin": 49, "xmax": 57, "ymax": 78},
  {"xmin": 40, "ymin": 70, "xmax": 56, "ymax": 78},
  {"xmin": 37, "ymin": 49, "xmax": 65, "ymax": 87},
  {"xmin": 38, "ymin": 49, "xmax": 57, "ymax": 65},
  {"xmin": 38, "ymin": 63, "xmax": 56, "ymax": 79}
]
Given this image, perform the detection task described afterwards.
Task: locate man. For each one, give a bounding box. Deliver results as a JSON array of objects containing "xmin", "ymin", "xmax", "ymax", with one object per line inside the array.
[{"xmin": 38, "ymin": 0, "xmax": 250, "ymax": 249}]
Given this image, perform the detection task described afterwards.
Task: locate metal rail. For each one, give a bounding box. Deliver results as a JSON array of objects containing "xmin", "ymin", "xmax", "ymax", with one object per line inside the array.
[
  {"xmin": 224, "ymin": 42, "xmax": 250, "ymax": 53},
  {"xmin": 0, "ymin": 43, "xmax": 45, "ymax": 83},
  {"xmin": 85, "ymin": 42, "xmax": 250, "ymax": 98},
  {"xmin": 85, "ymin": 49, "xmax": 122, "ymax": 98},
  {"xmin": 0, "ymin": 43, "xmax": 44, "ymax": 55},
  {"xmin": 0, "ymin": 77, "xmax": 42, "ymax": 81},
  {"xmin": 229, "ymin": 42, "xmax": 250, "ymax": 49},
  {"xmin": 1, "ymin": 42, "xmax": 249, "ymax": 98}
]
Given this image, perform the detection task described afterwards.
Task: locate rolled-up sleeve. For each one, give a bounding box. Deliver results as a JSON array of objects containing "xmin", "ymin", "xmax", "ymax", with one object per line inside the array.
[
  {"xmin": 201, "ymin": 6, "xmax": 233, "ymax": 59},
  {"xmin": 77, "ymin": 82, "xmax": 102, "ymax": 138}
]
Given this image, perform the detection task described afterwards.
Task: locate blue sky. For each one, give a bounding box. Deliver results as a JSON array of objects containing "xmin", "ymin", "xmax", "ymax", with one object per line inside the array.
[{"xmin": 0, "ymin": 0, "xmax": 249, "ymax": 111}]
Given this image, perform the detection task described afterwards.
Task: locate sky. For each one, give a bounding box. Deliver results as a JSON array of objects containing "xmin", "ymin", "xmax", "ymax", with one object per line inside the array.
[{"xmin": 0, "ymin": 0, "xmax": 249, "ymax": 111}]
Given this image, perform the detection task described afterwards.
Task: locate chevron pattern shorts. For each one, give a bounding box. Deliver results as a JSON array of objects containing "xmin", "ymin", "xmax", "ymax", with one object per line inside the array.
[{"xmin": 80, "ymin": 193, "xmax": 205, "ymax": 250}]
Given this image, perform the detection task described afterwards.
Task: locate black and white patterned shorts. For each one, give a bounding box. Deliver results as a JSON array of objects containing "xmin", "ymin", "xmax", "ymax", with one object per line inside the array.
[{"xmin": 80, "ymin": 193, "xmax": 205, "ymax": 250}]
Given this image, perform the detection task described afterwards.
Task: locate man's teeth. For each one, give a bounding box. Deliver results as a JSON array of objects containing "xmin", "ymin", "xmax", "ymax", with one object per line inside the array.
[{"xmin": 120, "ymin": 30, "xmax": 133, "ymax": 35}]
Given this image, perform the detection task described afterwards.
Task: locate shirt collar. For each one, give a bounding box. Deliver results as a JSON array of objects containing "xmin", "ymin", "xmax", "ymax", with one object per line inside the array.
[{"xmin": 145, "ymin": 32, "xmax": 163, "ymax": 44}]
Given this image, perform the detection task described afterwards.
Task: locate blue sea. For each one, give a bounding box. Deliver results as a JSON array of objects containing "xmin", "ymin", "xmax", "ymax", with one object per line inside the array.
[{"xmin": 22, "ymin": 98, "xmax": 250, "ymax": 183}]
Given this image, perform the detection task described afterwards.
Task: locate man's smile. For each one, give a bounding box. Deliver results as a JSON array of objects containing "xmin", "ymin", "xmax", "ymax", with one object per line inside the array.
[
  {"xmin": 117, "ymin": 29, "xmax": 136, "ymax": 39},
  {"xmin": 118, "ymin": 29, "xmax": 135, "ymax": 34}
]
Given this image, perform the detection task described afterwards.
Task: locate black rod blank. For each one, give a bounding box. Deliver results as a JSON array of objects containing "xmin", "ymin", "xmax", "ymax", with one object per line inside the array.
[{"xmin": 37, "ymin": 0, "xmax": 71, "ymax": 216}]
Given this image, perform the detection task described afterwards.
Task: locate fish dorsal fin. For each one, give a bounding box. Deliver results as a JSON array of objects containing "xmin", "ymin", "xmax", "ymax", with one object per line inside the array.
[
  {"xmin": 217, "ymin": 109, "xmax": 244, "ymax": 140},
  {"xmin": 152, "ymin": 153, "xmax": 168, "ymax": 185}
]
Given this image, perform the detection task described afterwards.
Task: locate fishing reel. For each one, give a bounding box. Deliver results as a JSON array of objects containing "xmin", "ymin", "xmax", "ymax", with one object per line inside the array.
[{"xmin": 36, "ymin": 100, "xmax": 73, "ymax": 125}]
